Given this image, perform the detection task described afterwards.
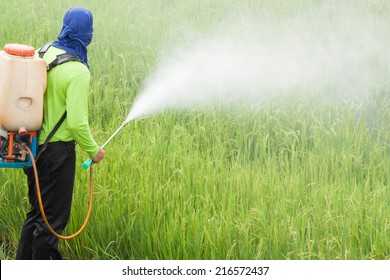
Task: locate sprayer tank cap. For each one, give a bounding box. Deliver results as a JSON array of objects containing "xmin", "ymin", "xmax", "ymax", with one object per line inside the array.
[{"xmin": 3, "ymin": 44, "xmax": 35, "ymax": 57}]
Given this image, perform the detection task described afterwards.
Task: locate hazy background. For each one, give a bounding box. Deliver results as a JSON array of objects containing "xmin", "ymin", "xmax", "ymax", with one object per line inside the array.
[{"xmin": 127, "ymin": 1, "xmax": 390, "ymax": 121}]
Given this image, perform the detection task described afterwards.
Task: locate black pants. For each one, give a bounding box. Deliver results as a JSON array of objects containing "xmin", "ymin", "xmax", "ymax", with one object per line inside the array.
[{"xmin": 16, "ymin": 141, "xmax": 76, "ymax": 260}]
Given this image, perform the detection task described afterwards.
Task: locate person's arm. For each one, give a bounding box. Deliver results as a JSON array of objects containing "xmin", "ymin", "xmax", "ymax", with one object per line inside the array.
[{"xmin": 65, "ymin": 71, "xmax": 100, "ymax": 157}]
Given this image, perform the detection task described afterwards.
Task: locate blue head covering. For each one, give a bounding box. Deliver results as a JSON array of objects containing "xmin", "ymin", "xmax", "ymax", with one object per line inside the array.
[{"xmin": 52, "ymin": 7, "xmax": 93, "ymax": 67}]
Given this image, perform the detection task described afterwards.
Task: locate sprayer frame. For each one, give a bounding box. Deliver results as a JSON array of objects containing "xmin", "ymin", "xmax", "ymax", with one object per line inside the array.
[{"xmin": 0, "ymin": 132, "xmax": 38, "ymax": 168}]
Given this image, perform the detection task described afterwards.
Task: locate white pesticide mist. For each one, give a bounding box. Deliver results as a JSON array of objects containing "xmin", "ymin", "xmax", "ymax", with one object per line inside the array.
[{"xmin": 126, "ymin": 5, "xmax": 390, "ymax": 123}]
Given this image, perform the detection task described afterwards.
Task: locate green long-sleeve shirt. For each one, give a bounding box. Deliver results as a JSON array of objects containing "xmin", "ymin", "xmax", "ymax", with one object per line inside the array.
[{"xmin": 39, "ymin": 46, "xmax": 99, "ymax": 157}]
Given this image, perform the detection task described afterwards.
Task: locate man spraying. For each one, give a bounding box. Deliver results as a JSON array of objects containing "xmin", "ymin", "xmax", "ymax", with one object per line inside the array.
[{"xmin": 16, "ymin": 7, "xmax": 104, "ymax": 260}]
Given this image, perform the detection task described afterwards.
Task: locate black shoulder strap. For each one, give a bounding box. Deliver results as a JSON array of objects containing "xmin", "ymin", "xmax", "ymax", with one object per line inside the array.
[
  {"xmin": 38, "ymin": 42, "xmax": 85, "ymax": 71},
  {"xmin": 38, "ymin": 42, "xmax": 52, "ymax": 58},
  {"xmin": 36, "ymin": 112, "xmax": 67, "ymax": 160},
  {"xmin": 47, "ymin": 53, "xmax": 83, "ymax": 71}
]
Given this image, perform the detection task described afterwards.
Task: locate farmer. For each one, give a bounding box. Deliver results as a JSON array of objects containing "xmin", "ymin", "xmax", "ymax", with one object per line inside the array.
[{"xmin": 16, "ymin": 7, "xmax": 104, "ymax": 260}]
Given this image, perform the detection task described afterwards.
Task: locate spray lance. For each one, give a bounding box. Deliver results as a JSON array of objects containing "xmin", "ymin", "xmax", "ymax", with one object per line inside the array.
[{"xmin": 81, "ymin": 120, "xmax": 130, "ymax": 169}]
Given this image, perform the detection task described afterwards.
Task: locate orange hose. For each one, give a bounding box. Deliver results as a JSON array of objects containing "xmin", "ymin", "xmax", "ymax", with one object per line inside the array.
[{"xmin": 26, "ymin": 145, "xmax": 93, "ymax": 240}]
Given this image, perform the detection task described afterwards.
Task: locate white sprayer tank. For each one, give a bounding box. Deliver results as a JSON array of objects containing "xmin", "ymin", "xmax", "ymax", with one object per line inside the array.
[{"xmin": 0, "ymin": 43, "xmax": 46, "ymax": 132}]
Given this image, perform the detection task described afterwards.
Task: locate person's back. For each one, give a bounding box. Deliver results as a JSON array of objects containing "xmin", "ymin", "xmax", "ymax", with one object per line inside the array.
[{"xmin": 39, "ymin": 45, "xmax": 98, "ymax": 156}]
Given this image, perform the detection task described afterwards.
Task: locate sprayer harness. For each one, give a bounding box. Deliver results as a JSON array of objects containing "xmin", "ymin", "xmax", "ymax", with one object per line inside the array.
[{"xmin": 38, "ymin": 42, "xmax": 85, "ymax": 71}]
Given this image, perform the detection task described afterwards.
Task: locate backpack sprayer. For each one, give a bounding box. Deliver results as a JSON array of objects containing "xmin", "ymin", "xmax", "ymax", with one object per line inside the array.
[
  {"xmin": 0, "ymin": 43, "xmax": 84, "ymax": 168},
  {"xmin": 0, "ymin": 43, "xmax": 95, "ymax": 240},
  {"xmin": 0, "ymin": 44, "xmax": 45, "ymax": 168}
]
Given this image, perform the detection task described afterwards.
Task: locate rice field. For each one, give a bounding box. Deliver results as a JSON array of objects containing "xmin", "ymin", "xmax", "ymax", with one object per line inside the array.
[{"xmin": 0, "ymin": 0, "xmax": 389, "ymax": 260}]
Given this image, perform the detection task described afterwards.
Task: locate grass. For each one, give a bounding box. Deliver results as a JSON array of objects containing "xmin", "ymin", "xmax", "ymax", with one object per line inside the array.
[{"xmin": 0, "ymin": 0, "xmax": 389, "ymax": 260}]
